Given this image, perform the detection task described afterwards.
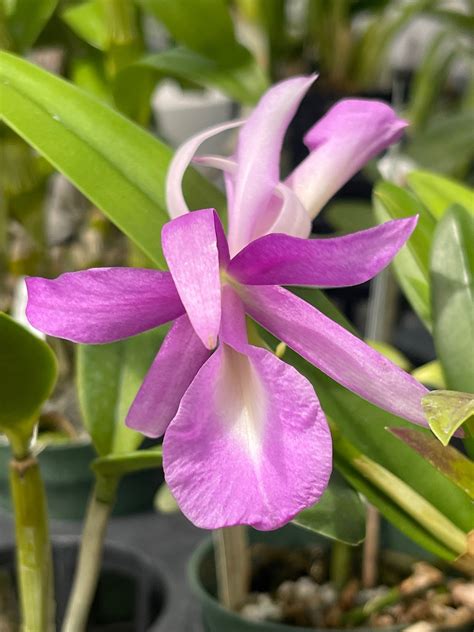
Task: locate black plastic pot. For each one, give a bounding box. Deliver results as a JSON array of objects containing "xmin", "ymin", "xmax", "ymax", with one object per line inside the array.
[
  {"xmin": 189, "ymin": 525, "xmax": 470, "ymax": 632},
  {"xmin": 0, "ymin": 439, "xmax": 164, "ymax": 520},
  {"xmin": 0, "ymin": 536, "xmax": 166, "ymax": 631}
]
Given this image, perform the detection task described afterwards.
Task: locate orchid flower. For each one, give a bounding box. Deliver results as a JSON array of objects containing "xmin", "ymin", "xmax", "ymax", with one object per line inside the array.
[{"xmin": 25, "ymin": 75, "xmax": 428, "ymax": 531}]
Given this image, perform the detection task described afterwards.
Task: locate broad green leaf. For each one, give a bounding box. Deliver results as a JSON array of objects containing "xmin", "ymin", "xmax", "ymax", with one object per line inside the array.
[
  {"xmin": 389, "ymin": 426, "xmax": 474, "ymax": 499},
  {"xmin": 139, "ymin": 0, "xmax": 247, "ymax": 66},
  {"xmin": 0, "ymin": 52, "xmax": 224, "ymax": 268},
  {"xmin": 408, "ymin": 171, "xmax": 474, "ymax": 220},
  {"xmin": 77, "ymin": 326, "xmax": 167, "ymax": 456},
  {"xmin": 430, "ymin": 205, "xmax": 474, "ymax": 392},
  {"xmin": 332, "ymin": 426, "xmax": 467, "ymax": 558},
  {"xmin": 61, "ymin": 0, "xmax": 107, "ymax": 50},
  {"xmin": 0, "ymin": 312, "xmax": 57, "ymax": 441},
  {"xmin": 293, "ymin": 470, "xmax": 366, "ymax": 545},
  {"xmin": 2, "ymin": 0, "xmax": 57, "ymax": 52},
  {"xmin": 411, "ymin": 360, "xmax": 445, "ymax": 389},
  {"xmin": 422, "ymin": 390, "xmax": 474, "ymax": 447},
  {"xmin": 373, "ymin": 180, "xmax": 435, "ymax": 328},
  {"xmin": 91, "ymin": 446, "xmax": 162, "ymax": 477}
]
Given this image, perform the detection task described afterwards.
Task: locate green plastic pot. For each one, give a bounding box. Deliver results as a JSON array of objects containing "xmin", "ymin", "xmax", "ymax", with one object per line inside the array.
[
  {"xmin": 188, "ymin": 525, "xmax": 470, "ymax": 632},
  {"xmin": 0, "ymin": 439, "xmax": 163, "ymax": 520}
]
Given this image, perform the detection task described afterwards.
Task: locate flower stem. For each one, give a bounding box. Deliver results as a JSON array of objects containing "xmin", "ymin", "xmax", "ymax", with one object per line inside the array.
[
  {"xmin": 330, "ymin": 541, "xmax": 352, "ymax": 590},
  {"xmin": 9, "ymin": 454, "xmax": 54, "ymax": 631},
  {"xmin": 62, "ymin": 475, "xmax": 119, "ymax": 632},
  {"xmin": 213, "ymin": 526, "xmax": 250, "ymax": 610},
  {"xmin": 362, "ymin": 506, "xmax": 380, "ymax": 588}
]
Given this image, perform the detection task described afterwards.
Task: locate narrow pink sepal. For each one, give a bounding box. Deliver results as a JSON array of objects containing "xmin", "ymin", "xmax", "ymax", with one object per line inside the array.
[
  {"xmin": 229, "ymin": 216, "xmax": 418, "ymax": 287},
  {"xmin": 287, "ymin": 99, "xmax": 408, "ymax": 219},
  {"xmin": 162, "ymin": 209, "xmax": 224, "ymax": 349},
  {"xmin": 126, "ymin": 315, "xmax": 211, "ymax": 438},
  {"xmin": 25, "ymin": 268, "xmax": 184, "ymax": 344},
  {"xmin": 241, "ymin": 285, "xmax": 429, "ymax": 427}
]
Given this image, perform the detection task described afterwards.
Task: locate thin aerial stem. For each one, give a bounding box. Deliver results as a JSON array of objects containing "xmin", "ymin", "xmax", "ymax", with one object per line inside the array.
[
  {"xmin": 213, "ymin": 526, "xmax": 250, "ymax": 611},
  {"xmin": 330, "ymin": 541, "xmax": 352, "ymax": 590},
  {"xmin": 62, "ymin": 475, "xmax": 119, "ymax": 632},
  {"xmin": 9, "ymin": 454, "xmax": 54, "ymax": 632},
  {"xmin": 362, "ymin": 506, "xmax": 380, "ymax": 588},
  {"xmin": 362, "ymin": 268, "xmax": 398, "ymax": 587}
]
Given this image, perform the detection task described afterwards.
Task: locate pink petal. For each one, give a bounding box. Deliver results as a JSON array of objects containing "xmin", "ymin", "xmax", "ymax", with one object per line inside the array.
[
  {"xmin": 165, "ymin": 119, "xmax": 243, "ymax": 218},
  {"xmin": 162, "ymin": 209, "xmax": 225, "ymax": 349},
  {"xmin": 25, "ymin": 268, "xmax": 184, "ymax": 344},
  {"xmin": 163, "ymin": 286, "xmax": 332, "ymax": 530},
  {"xmin": 194, "ymin": 157, "xmax": 312, "ymax": 239},
  {"xmin": 287, "ymin": 100, "xmax": 408, "ymax": 219},
  {"xmin": 126, "ymin": 315, "xmax": 211, "ymax": 438},
  {"xmin": 228, "ymin": 75, "xmax": 316, "ymax": 254},
  {"xmin": 241, "ymin": 285, "xmax": 428, "ymax": 427},
  {"xmin": 266, "ymin": 183, "xmax": 312, "ymax": 238},
  {"xmin": 229, "ymin": 216, "xmax": 417, "ymax": 287}
]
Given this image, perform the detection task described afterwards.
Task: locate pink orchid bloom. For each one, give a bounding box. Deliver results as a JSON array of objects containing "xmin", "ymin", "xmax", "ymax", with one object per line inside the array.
[{"xmin": 25, "ymin": 75, "xmax": 428, "ymax": 531}]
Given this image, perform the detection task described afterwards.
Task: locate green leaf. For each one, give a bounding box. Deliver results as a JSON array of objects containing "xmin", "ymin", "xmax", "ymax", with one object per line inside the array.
[
  {"xmin": 0, "ymin": 52, "xmax": 224, "ymax": 268},
  {"xmin": 407, "ymin": 112, "xmax": 474, "ymax": 177},
  {"xmin": 411, "ymin": 360, "xmax": 445, "ymax": 389},
  {"xmin": 373, "ymin": 180, "xmax": 435, "ymax": 328},
  {"xmin": 406, "ymin": 31, "xmax": 456, "ymax": 132},
  {"xmin": 351, "ymin": 0, "xmax": 433, "ymax": 88},
  {"xmin": 293, "ymin": 470, "xmax": 366, "ymax": 545},
  {"xmin": 0, "ymin": 312, "xmax": 57, "ymax": 442},
  {"xmin": 430, "ymin": 205, "xmax": 474, "ymax": 392},
  {"xmin": 70, "ymin": 55, "xmax": 112, "ymax": 104},
  {"xmin": 2, "ymin": 0, "xmax": 57, "ymax": 52},
  {"xmin": 335, "ymin": 458, "xmax": 457, "ymax": 562},
  {"xmin": 408, "ymin": 171, "xmax": 474, "ymax": 220},
  {"xmin": 426, "ymin": 8, "xmax": 474, "ymax": 34},
  {"xmin": 422, "ymin": 390, "xmax": 474, "ymax": 447},
  {"xmin": 77, "ymin": 326, "xmax": 167, "ymax": 456},
  {"xmin": 61, "ymin": 0, "xmax": 107, "ymax": 50},
  {"xmin": 139, "ymin": 0, "xmax": 246, "ymax": 65},
  {"xmin": 91, "ymin": 446, "xmax": 163, "ymax": 477},
  {"xmin": 115, "ymin": 46, "xmax": 267, "ymax": 116},
  {"xmin": 332, "ymin": 426, "xmax": 467, "ymax": 558},
  {"xmin": 389, "ymin": 426, "xmax": 474, "ymax": 500}
]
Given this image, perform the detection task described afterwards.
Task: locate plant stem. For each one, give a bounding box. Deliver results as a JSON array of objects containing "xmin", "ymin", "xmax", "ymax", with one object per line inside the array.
[
  {"xmin": 9, "ymin": 454, "xmax": 54, "ymax": 631},
  {"xmin": 362, "ymin": 506, "xmax": 380, "ymax": 588},
  {"xmin": 213, "ymin": 526, "xmax": 250, "ymax": 611},
  {"xmin": 330, "ymin": 541, "xmax": 352, "ymax": 590},
  {"xmin": 361, "ymin": 269, "xmax": 397, "ymax": 589},
  {"xmin": 62, "ymin": 475, "xmax": 119, "ymax": 632}
]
